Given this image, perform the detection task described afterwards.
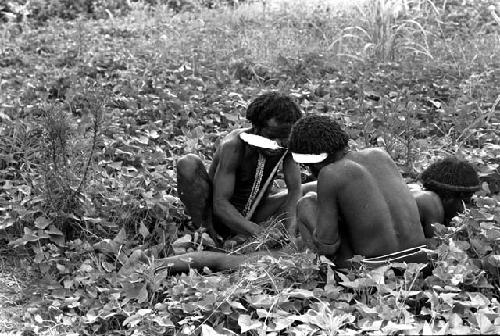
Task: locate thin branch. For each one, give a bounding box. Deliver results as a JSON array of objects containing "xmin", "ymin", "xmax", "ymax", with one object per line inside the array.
[{"xmin": 74, "ymin": 98, "xmax": 104, "ymax": 197}]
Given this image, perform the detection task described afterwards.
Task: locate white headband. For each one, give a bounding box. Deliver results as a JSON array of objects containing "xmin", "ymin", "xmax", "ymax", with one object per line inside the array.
[
  {"xmin": 291, "ymin": 152, "xmax": 328, "ymax": 164},
  {"xmin": 239, "ymin": 132, "xmax": 282, "ymax": 150}
]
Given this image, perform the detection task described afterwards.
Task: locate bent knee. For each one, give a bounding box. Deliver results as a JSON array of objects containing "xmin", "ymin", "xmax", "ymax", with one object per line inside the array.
[
  {"xmin": 298, "ymin": 192, "xmax": 317, "ymax": 206},
  {"xmin": 297, "ymin": 192, "xmax": 317, "ymax": 218},
  {"xmin": 177, "ymin": 154, "xmax": 203, "ymax": 177}
]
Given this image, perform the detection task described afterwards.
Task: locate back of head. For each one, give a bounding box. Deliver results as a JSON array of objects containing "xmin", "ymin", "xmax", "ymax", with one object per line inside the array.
[
  {"xmin": 420, "ymin": 157, "xmax": 480, "ymax": 199},
  {"xmin": 246, "ymin": 92, "xmax": 302, "ymax": 128},
  {"xmin": 288, "ymin": 114, "xmax": 349, "ymax": 155}
]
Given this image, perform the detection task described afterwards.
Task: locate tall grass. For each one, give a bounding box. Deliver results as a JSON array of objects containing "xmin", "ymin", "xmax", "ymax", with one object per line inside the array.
[
  {"xmin": 117, "ymin": 0, "xmax": 498, "ymax": 73},
  {"xmin": 332, "ymin": 0, "xmax": 439, "ymax": 62}
]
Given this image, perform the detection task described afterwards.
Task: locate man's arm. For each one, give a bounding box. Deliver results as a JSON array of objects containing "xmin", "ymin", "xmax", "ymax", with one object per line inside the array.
[
  {"xmin": 313, "ymin": 168, "xmax": 342, "ymax": 256},
  {"xmin": 418, "ymin": 200, "xmax": 435, "ymax": 238},
  {"xmin": 282, "ymin": 152, "xmax": 302, "ymax": 236},
  {"xmin": 413, "ymin": 191, "xmax": 444, "ymax": 238},
  {"xmin": 213, "ymin": 140, "xmax": 262, "ymax": 236}
]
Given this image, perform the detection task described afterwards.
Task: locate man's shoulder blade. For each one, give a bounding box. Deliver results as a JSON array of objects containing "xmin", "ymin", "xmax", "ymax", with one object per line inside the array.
[{"xmin": 319, "ymin": 160, "xmax": 364, "ymax": 186}]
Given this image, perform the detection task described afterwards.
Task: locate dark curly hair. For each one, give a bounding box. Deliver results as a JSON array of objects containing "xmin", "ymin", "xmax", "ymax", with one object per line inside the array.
[
  {"xmin": 420, "ymin": 157, "xmax": 480, "ymax": 200},
  {"xmin": 288, "ymin": 115, "xmax": 349, "ymax": 155},
  {"xmin": 246, "ymin": 92, "xmax": 302, "ymax": 128}
]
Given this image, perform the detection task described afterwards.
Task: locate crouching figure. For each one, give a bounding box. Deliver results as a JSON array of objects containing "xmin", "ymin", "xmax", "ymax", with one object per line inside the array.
[
  {"xmin": 288, "ymin": 115, "xmax": 430, "ymax": 269},
  {"xmin": 176, "ymin": 92, "xmax": 307, "ymax": 243},
  {"xmin": 413, "ymin": 157, "xmax": 481, "ymax": 237}
]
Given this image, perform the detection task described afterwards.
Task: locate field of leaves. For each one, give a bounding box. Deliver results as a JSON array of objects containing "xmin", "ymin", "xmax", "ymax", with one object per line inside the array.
[{"xmin": 0, "ymin": 0, "xmax": 499, "ymax": 334}]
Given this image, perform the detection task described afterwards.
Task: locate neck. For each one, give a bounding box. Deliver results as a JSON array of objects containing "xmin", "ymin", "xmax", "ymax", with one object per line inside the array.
[{"xmin": 328, "ymin": 148, "xmax": 349, "ymax": 163}]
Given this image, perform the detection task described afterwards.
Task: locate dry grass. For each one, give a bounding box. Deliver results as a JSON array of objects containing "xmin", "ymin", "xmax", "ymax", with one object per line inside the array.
[{"xmin": 0, "ymin": 255, "xmax": 36, "ymax": 334}]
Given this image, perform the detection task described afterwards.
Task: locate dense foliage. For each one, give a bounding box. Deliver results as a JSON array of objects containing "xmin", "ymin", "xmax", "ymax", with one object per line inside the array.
[
  {"xmin": 0, "ymin": 0, "xmax": 499, "ymax": 334},
  {"xmin": 0, "ymin": 0, "xmax": 246, "ymax": 22}
]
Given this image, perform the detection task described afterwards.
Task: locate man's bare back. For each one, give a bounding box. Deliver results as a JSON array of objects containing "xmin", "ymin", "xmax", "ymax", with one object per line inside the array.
[
  {"xmin": 289, "ymin": 115, "xmax": 428, "ymax": 268},
  {"xmin": 314, "ymin": 148, "xmax": 426, "ymax": 264}
]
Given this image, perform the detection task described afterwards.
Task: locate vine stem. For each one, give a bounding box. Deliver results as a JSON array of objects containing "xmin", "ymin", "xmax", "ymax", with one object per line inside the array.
[{"xmin": 74, "ymin": 99, "xmax": 104, "ymax": 197}]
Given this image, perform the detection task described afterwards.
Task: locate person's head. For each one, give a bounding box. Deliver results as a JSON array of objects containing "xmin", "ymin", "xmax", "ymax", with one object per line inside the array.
[
  {"xmin": 288, "ymin": 114, "xmax": 349, "ymax": 177},
  {"xmin": 420, "ymin": 157, "xmax": 480, "ymax": 224},
  {"xmin": 246, "ymin": 92, "xmax": 302, "ymax": 149}
]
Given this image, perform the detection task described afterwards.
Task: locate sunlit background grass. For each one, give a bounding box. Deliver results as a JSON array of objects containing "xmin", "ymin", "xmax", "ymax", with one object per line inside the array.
[{"xmin": 114, "ymin": 0, "xmax": 499, "ymax": 76}]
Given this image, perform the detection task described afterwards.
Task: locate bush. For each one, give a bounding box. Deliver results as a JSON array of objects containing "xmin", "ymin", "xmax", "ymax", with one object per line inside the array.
[{"xmin": 0, "ymin": 0, "xmax": 132, "ymax": 23}]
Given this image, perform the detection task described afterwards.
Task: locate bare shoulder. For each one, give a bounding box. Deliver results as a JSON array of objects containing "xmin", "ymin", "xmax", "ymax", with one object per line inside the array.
[
  {"xmin": 218, "ymin": 128, "xmax": 249, "ymax": 154},
  {"xmin": 212, "ymin": 129, "xmax": 249, "ymax": 172},
  {"xmin": 360, "ymin": 147, "xmax": 393, "ymax": 161},
  {"xmin": 220, "ymin": 128, "xmax": 248, "ymax": 146},
  {"xmin": 324, "ymin": 159, "xmax": 365, "ymax": 176},
  {"xmin": 414, "ymin": 190, "xmax": 441, "ymax": 208},
  {"xmin": 318, "ymin": 159, "xmax": 365, "ymax": 188},
  {"xmin": 413, "ymin": 190, "xmax": 444, "ymax": 224}
]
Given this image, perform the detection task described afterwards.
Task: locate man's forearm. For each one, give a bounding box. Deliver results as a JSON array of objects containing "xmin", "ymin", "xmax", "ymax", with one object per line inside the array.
[{"xmin": 214, "ymin": 200, "xmax": 261, "ymax": 236}]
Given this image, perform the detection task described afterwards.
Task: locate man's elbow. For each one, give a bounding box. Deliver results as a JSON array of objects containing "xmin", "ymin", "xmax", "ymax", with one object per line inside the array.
[{"xmin": 212, "ymin": 198, "xmax": 227, "ymax": 218}]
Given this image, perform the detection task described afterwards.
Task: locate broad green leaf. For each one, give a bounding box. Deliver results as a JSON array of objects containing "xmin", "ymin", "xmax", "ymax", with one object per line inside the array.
[
  {"xmin": 228, "ymin": 301, "xmax": 245, "ymax": 310},
  {"xmin": 487, "ymin": 255, "xmax": 500, "ymax": 267},
  {"xmin": 34, "ymin": 216, "xmax": 51, "ymax": 229},
  {"xmin": 108, "ymin": 161, "xmax": 122, "ymax": 170},
  {"xmin": 9, "ymin": 234, "xmax": 39, "ymax": 246},
  {"xmin": 94, "ymin": 239, "xmax": 119, "ymax": 254},
  {"xmin": 122, "ymin": 313, "xmax": 142, "ymax": 328},
  {"xmin": 113, "ymin": 227, "xmax": 127, "ymax": 244},
  {"xmin": 477, "ymin": 313, "xmax": 493, "ymax": 334},
  {"xmin": 79, "ymin": 263, "xmax": 93, "ymax": 272},
  {"xmin": 267, "ymin": 317, "xmax": 294, "ymax": 332},
  {"xmin": 0, "ymin": 217, "xmax": 15, "ymax": 230},
  {"xmin": 152, "ymin": 316, "xmax": 174, "ymax": 328},
  {"xmin": 47, "ymin": 225, "xmax": 64, "ymax": 236},
  {"xmin": 138, "ymin": 221, "xmax": 149, "ymax": 239},
  {"xmin": 123, "ymin": 283, "xmax": 148, "ymax": 303},
  {"xmin": 201, "ymin": 324, "xmax": 222, "ymax": 336},
  {"xmin": 137, "ymin": 309, "xmax": 152, "ymax": 316},
  {"xmin": 285, "ymin": 289, "xmax": 315, "ymax": 299},
  {"xmin": 358, "ymin": 319, "xmax": 383, "ymax": 331},
  {"xmin": 172, "ymin": 234, "xmax": 192, "ymax": 247},
  {"xmin": 102, "ymin": 261, "xmax": 115, "ymax": 272},
  {"xmin": 56, "ymin": 263, "xmax": 67, "ymax": 273},
  {"xmin": 238, "ymin": 315, "xmax": 262, "ymax": 333},
  {"xmin": 134, "ymin": 135, "xmax": 149, "ymax": 145},
  {"xmin": 245, "ymin": 294, "xmax": 275, "ymax": 308},
  {"xmin": 85, "ymin": 310, "xmax": 98, "ymax": 324}
]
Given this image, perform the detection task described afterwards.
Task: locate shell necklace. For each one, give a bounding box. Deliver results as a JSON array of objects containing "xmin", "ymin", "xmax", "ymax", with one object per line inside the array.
[{"xmin": 242, "ymin": 153, "xmax": 266, "ymax": 218}]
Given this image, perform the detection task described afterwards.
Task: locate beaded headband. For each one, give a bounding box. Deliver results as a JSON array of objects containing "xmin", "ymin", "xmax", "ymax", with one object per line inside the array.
[{"xmin": 425, "ymin": 179, "xmax": 481, "ymax": 192}]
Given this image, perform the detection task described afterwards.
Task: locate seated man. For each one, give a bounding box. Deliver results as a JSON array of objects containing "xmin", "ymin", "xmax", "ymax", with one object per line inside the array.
[
  {"xmin": 176, "ymin": 92, "xmax": 305, "ymax": 242},
  {"xmin": 288, "ymin": 115, "xmax": 428, "ymax": 269},
  {"xmin": 412, "ymin": 157, "xmax": 481, "ymax": 237}
]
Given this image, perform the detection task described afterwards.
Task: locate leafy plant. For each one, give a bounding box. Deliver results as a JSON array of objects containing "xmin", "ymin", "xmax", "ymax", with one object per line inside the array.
[{"xmin": 0, "ymin": 0, "xmax": 499, "ymax": 334}]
